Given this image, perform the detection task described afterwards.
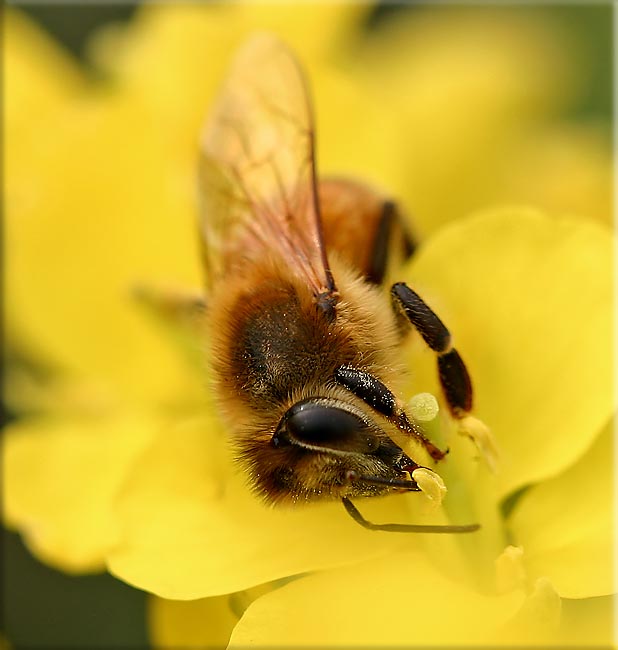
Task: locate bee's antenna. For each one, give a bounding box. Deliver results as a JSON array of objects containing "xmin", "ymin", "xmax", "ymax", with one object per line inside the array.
[{"xmin": 341, "ymin": 497, "xmax": 480, "ymax": 534}]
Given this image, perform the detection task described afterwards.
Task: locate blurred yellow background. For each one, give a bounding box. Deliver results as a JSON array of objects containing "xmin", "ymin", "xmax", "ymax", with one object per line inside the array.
[{"xmin": 3, "ymin": 3, "xmax": 613, "ymax": 647}]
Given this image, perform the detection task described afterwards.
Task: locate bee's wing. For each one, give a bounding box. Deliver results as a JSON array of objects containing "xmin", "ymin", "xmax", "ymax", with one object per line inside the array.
[{"xmin": 198, "ymin": 34, "xmax": 335, "ymax": 300}]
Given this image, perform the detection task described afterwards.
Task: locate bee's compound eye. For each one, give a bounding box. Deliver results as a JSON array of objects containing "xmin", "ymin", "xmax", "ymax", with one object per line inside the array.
[{"xmin": 274, "ymin": 401, "xmax": 380, "ymax": 453}]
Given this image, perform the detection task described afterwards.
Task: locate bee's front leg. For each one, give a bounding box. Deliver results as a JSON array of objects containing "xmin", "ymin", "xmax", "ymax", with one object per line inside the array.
[
  {"xmin": 390, "ymin": 282, "xmax": 498, "ymax": 468},
  {"xmin": 391, "ymin": 282, "xmax": 472, "ymax": 417}
]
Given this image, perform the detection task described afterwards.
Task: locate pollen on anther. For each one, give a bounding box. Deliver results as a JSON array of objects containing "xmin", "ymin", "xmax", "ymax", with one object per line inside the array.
[{"xmin": 412, "ymin": 467, "xmax": 447, "ymax": 506}]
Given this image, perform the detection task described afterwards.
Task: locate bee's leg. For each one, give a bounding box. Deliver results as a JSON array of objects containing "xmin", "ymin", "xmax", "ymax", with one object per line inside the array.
[
  {"xmin": 391, "ymin": 283, "xmax": 498, "ymax": 468},
  {"xmin": 132, "ymin": 285, "xmax": 207, "ymax": 361},
  {"xmin": 391, "ymin": 282, "xmax": 471, "ymax": 417},
  {"xmin": 334, "ymin": 365, "xmax": 447, "ymax": 461},
  {"xmin": 366, "ymin": 201, "xmax": 417, "ymax": 285}
]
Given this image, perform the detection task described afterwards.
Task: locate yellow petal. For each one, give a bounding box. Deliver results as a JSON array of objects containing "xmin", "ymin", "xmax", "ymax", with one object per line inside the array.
[
  {"xmin": 229, "ymin": 549, "xmax": 524, "ymax": 647},
  {"xmin": 100, "ymin": 1, "xmax": 367, "ymax": 75},
  {"xmin": 107, "ymin": 416, "xmax": 414, "ymax": 599},
  {"xmin": 149, "ymin": 594, "xmax": 238, "ymax": 649},
  {"xmin": 4, "ymin": 8, "xmax": 84, "ymax": 145},
  {"xmin": 91, "ymin": 2, "xmax": 408, "ymax": 214},
  {"xmin": 405, "ymin": 209, "xmax": 613, "ymax": 498},
  {"xmin": 496, "ymin": 576, "xmax": 563, "ymax": 646},
  {"xmin": 5, "ymin": 91, "xmax": 204, "ymax": 403},
  {"xmin": 3, "ymin": 414, "xmax": 154, "ymax": 572},
  {"xmin": 90, "ymin": 2, "xmax": 368, "ymax": 163},
  {"xmin": 236, "ymin": 1, "xmax": 369, "ymax": 62},
  {"xmin": 494, "ymin": 579, "xmax": 615, "ymax": 647},
  {"xmin": 497, "ymin": 123, "xmax": 613, "ymax": 227},
  {"xmin": 508, "ymin": 419, "xmax": 615, "ymax": 598},
  {"xmin": 351, "ymin": 7, "xmax": 579, "ymax": 234},
  {"xmin": 559, "ymin": 595, "xmax": 617, "ymax": 647}
]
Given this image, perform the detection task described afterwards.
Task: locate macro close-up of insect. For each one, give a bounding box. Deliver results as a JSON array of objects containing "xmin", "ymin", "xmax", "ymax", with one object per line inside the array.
[
  {"xmin": 198, "ymin": 34, "xmax": 481, "ymax": 533},
  {"xmin": 5, "ymin": 4, "xmax": 613, "ymax": 646}
]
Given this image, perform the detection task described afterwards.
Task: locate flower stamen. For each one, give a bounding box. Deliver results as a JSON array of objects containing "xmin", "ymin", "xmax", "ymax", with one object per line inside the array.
[
  {"xmin": 458, "ymin": 414, "xmax": 499, "ymax": 472},
  {"xmin": 412, "ymin": 467, "xmax": 447, "ymax": 507},
  {"xmin": 495, "ymin": 545, "xmax": 526, "ymax": 594}
]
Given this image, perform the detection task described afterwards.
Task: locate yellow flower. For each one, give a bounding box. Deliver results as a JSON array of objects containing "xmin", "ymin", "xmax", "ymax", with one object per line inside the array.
[{"xmin": 4, "ymin": 3, "xmax": 614, "ymax": 648}]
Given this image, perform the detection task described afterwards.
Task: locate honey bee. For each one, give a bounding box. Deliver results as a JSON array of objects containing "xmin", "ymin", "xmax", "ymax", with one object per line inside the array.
[{"xmin": 198, "ymin": 35, "xmax": 479, "ymax": 533}]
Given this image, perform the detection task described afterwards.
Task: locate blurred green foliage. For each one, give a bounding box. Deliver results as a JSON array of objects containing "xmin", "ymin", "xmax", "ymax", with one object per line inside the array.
[
  {"xmin": 2, "ymin": 531, "xmax": 147, "ymax": 647},
  {"xmin": 19, "ymin": 4, "xmax": 137, "ymax": 62}
]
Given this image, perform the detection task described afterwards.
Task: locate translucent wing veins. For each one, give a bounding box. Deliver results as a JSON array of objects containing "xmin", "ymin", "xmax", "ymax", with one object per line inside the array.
[{"xmin": 198, "ymin": 34, "xmax": 336, "ymax": 302}]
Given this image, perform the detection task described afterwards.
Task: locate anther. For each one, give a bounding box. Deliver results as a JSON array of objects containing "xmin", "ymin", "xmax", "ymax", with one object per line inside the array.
[
  {"xmin": 495, "ymin": 545, "xmax": 526, "ymax": 594},
  {"xmin": 458, "ymin": 415, "xmax": 499, "ymax": 472},
  {"xmin": 412, "ymin": 467, "xmax": 447, "ymax": 506}
]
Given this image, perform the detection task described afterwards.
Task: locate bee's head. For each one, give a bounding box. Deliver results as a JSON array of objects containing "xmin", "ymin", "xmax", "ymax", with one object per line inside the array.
[{"xmin": 237, "ymin": 397, "xmax": 421, "ymax": 503}]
